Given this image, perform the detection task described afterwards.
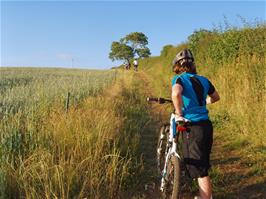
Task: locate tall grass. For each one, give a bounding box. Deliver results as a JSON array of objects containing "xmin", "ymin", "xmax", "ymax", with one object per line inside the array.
[
  {"xmin": 0, "ymin": 69, "xmax": 151, "ymax": 198},
  {"xmin": 140, "ymin": 24, "xmax": 265, "ymax": 145},
  {"xmin": 139, "ymin": 23, "xmax": 266, "ymax": 189}
]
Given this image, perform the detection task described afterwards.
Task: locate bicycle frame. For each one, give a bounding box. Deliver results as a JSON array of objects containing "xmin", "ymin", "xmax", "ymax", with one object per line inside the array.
[
  {"xmin": 160, "ymin": 113, "xmax": 181, "ymax": 192},
  {"xmin": 146, "ymin": 97, "xmax": 187, "ymax": 194}
]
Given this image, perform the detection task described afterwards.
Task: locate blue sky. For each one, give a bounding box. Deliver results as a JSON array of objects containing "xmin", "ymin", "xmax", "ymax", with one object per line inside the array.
[{"xmin": 1, "ymin": 1, "xmax": 265, "ymax": 69}]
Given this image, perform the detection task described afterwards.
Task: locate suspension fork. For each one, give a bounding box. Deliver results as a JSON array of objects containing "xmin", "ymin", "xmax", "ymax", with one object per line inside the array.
[
  {"xmin": 160, "ymin": 145, "xmax": 171, "ymax": 192},
  {"xmin": 160, "ymin": 114, "xmax": 181, "ymax": 192}
]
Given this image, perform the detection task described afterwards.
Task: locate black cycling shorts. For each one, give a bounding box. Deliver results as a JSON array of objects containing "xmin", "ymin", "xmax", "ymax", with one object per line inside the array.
[{"xmin": 181, "ymin": 120, "xmax": 213, "ymax": 179}]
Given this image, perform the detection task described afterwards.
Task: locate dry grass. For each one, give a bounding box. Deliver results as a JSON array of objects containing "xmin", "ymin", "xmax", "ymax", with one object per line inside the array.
[
  {"xmin": 139, "ymin": 25, "xmax": 266, "ymax": 197},
  {"xmin": 0, "ymin": 69, "xmax": 150, "ymax": 198}
]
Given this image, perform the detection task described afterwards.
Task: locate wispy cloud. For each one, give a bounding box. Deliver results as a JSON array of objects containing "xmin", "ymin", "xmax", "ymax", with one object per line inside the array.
[{"xmin": 56, "ymin": 53, "xmax": 73, "ymax": 61}]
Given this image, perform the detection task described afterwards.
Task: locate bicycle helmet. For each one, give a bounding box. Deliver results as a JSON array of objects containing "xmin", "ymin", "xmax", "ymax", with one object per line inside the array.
[{"xmin": 172, "ymin": 49, "xmax": 194, "ymax": 66}]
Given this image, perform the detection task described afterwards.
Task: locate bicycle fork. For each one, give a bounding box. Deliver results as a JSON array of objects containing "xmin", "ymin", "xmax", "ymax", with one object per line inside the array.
[
  {"xmin": 157, "ymin": 129, "xmax": 166, "ymax": 169},
  {"xmin": 160, "ymin": 115, "xmax": 181, "ymax": 192},
  {"xmin": 160, "ymin": 142, "xmax": 171, "ymax": 192},
  {"xmin": 160, "ymin": 143, "xmax": 181, "ymax": 192}
]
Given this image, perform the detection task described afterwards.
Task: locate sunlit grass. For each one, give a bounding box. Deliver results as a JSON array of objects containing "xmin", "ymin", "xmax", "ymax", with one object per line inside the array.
[
  {"xmin": 140, "ymin": 24, "xmax": 266, "ymax": 196},
  {"xmin": 0, "ymin": 69, "xmax": 153, "ymax": 198}
]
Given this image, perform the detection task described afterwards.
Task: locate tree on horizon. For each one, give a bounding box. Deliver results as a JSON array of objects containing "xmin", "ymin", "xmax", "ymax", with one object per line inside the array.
[{"xmin": 109, "ymin": 32, "xmax": 151, "ymax": 65}]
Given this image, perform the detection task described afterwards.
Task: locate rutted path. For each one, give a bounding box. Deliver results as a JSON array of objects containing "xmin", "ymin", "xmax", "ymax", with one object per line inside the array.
[
  {"xmin": 136, "ymin": 71, "xmax": 194, "ymax": 199},
  {"xmin": 135, "ymin": 71, "xmax": 165, "ymax": 199}
]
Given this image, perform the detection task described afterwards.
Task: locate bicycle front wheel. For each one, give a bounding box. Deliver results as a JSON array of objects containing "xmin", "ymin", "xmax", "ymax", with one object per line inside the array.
[
  {"xmin": 162, "ymin": 155, "xmax": 181, "ymax": 199},
  {"xmin": 157, "ymin": 124, "xmax": 169, "ymax": 174}
]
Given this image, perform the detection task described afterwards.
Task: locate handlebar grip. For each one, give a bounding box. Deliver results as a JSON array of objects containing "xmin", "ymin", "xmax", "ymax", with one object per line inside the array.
[
  {"xmin": 164, "ymin": 99, "xmax": 173, "ymax": 103},
  {"xmin": 146, "ymin": 97, "xmax": 159, "ymax": 102},
  {"xmin": 147, "ymin": 97, "xmax": 172, "ymax": 104}
]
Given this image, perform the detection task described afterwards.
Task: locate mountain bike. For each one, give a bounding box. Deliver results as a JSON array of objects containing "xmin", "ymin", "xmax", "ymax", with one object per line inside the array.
[{"xmin": 147, "ymin": 97, "xmax": 193, "ymax": 199}]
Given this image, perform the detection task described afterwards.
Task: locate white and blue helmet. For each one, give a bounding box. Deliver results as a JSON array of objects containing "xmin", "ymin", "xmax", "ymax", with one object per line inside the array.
[{"xmin": 172, "ymin": 49, "xmax": 194, "ymax": 66}]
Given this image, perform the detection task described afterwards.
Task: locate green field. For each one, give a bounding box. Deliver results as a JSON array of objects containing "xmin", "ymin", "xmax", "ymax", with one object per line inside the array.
[
  {"xmin": 0, "ymin": 68, "xmax": 132, "ymax": 199},
  {"xmin": 0, "ymin": 68, "xmax": 154, "ymax": 199},
  {"xmin": 0, "ymin": 68, "xmax": 117, "ymax": 117}
]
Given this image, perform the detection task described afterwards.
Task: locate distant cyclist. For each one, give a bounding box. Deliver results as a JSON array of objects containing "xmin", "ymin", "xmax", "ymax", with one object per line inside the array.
[
  {"xmin": 124, "ymin": 60, "xmax": 130, "ymax": 70},
  {"xmin": 171, "ymin": 49, "xmax": 220, "ymax": 199},
  {"xmin": 133, "ymin": 59, "xmax": 138, "ymax": 71}
]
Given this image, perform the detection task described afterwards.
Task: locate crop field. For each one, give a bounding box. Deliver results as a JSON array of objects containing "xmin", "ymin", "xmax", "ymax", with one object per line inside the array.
[
  {"xmin": 0, "ymin": 68, "xmax": 153, "ymax": 199},
  {"xmin": 0, "ymin": 68, "xmax": 135, "ymax": 199},
  {"xmin": 0, "ymin": 67, "xmax": 117, "ymax": 117}
]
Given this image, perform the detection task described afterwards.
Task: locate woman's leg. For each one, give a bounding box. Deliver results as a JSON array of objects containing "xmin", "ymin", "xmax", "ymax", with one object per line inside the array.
[{"xmin": 198, "ymin": 176, "xmax": 212, "ymax": 199}]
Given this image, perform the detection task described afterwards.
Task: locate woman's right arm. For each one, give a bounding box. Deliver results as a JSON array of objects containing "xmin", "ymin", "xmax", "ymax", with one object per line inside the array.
[{"xmin": 172, "ymin": 83, "xmax": 184, "ymax": 115}]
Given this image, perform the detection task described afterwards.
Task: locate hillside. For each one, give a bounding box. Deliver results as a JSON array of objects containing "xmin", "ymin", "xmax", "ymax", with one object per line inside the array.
[{"xmin": 137, "ymin": 24, "xmax": 266, "ymax": 198}]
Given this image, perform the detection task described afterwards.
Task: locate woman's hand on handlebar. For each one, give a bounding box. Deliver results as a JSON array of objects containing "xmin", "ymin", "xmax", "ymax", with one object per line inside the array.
[{"xmin": 174, "ymin": 114, "xmax": 190, "ymax": 123}]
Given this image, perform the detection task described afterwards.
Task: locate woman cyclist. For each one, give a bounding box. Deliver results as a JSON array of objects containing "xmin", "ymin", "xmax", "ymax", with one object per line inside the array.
[{"xmin": 171, "ymin": 49, "xmax": 220, "ymax": 199}]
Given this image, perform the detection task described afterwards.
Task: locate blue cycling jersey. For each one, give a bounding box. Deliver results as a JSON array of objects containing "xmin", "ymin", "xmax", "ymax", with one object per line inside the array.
[{"xmin": 172, "ymin": 72, "xmax": 213, "ymax": 122}]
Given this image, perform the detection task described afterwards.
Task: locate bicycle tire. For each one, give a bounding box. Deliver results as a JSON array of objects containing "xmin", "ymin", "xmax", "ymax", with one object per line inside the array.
[
  {"xmin": 157, "ymin": 124, "xmax": 169, "ymax": 174},
  {"xmin": 162, "ymin": 155, "xmax": 181, "ymax": 199}
]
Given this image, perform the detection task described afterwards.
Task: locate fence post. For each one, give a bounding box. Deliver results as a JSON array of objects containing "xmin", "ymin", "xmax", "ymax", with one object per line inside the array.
[{"xmin": 66, "ymin": 92, "xmax": 70, "ymax": 112}]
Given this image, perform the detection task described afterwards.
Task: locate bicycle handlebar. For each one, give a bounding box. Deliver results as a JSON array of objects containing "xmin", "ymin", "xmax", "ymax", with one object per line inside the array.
[{"xmin": 147, "ymin": 97, "xmax": 172, "ymax": 104}]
